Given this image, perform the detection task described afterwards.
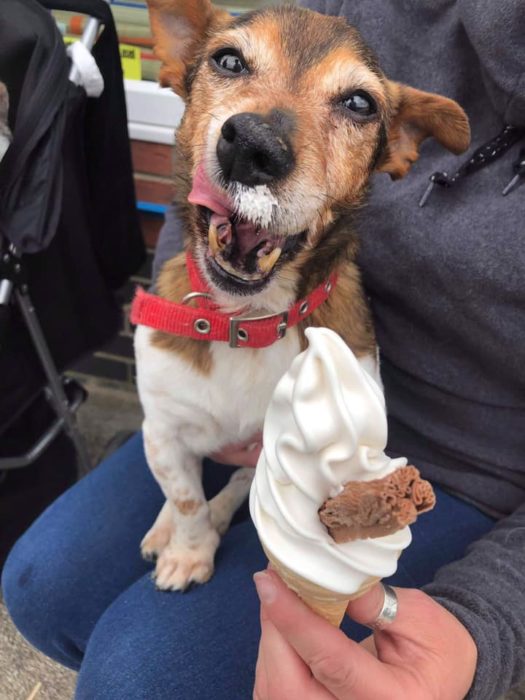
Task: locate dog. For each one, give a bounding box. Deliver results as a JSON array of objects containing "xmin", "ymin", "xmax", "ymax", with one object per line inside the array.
[{"xmin": 133, "ymin": 0, "xmax": 470, "ymax": 591}]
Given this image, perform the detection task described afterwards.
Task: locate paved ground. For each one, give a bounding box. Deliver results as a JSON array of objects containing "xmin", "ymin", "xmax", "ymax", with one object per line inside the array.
[{"xmin": 0, "ymin": 602, "xmax": 76, "ymax": 700}]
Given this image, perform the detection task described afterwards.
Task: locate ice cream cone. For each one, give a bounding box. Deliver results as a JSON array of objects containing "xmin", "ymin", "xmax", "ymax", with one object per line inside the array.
[
  {"xmin": 250, "ymin": 329, "xmax": 430, "ymax": 627},
  {"xmin": 264, "ymin": 547, "xmax": 380, "ymax": 627}
]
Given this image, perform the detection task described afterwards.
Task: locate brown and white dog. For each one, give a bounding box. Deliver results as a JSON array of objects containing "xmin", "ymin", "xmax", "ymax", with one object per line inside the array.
[{"xmin": 134, "ymin": 0, "xmax": 470, "ymax": 591}]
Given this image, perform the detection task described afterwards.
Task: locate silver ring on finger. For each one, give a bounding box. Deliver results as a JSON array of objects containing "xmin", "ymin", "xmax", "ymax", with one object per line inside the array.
[{"xmin": 367, "ymin": 583, "xmax": 398, "ymax": 630}]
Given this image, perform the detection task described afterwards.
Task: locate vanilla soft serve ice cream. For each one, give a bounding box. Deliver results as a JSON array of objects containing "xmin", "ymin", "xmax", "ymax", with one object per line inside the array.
[{"xmin": 249, "ymin": 327, "xmax": 413, "ymax": 597}]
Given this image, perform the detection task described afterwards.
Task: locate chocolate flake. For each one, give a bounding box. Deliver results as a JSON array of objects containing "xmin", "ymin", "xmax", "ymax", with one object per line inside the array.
[{"xmin": 318, "ymin": 466, "xmax": 436, "ymax": 543}]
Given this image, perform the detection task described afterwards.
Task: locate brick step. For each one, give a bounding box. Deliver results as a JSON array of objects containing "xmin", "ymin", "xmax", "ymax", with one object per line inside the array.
[
  {"xmin": 134, "ymin": 174, "xmax": 174, "ymax": 205},
  {"xmin": 131, "ymin": 140, "xmax": 173, "ymax": 177}
]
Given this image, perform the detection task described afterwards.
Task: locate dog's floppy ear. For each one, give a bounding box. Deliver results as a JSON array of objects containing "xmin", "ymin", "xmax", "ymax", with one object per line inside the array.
[
  {"xmin": 378, "ymin": 82, "xmax": 470, "ymax": 180},
  {"xmin": 147, "ymin": 0, "xmax": 230, "ymax": 96}
]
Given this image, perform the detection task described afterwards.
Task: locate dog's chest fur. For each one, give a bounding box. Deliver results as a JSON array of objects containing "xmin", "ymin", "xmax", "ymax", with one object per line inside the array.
[{"xmin": 135, "ymin": 324, "xmax": 301, "ymax": 455}]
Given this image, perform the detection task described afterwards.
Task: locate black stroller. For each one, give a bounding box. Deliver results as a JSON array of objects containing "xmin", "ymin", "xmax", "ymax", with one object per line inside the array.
[{"xmin": 0, "ymin": 0, "xmax": 145, "ymax": 559}]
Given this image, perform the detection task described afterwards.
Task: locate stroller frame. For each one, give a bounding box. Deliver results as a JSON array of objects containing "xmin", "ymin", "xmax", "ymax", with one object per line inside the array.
[{"xmin": 0, "ymin": 243, "xmax": 91, "ymax": 475}]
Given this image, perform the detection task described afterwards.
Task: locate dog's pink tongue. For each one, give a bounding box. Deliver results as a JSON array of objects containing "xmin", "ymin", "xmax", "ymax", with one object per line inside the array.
[{"xmin": 188, "ymin": 164, "xmax": 233, "ymax": 217}]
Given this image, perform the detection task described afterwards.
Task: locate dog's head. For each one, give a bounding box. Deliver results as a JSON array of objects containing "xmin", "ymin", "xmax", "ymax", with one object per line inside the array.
[{"xmin": 149, "ymin": 1, "xmax": 470, "ymax": 302}]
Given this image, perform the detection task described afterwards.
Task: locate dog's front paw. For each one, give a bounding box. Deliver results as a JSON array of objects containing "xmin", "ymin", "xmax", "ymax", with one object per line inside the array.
[
  {"xmin": 154, "ymin": 530, "xmax": 220, "ymax": 591},
  {"xmin": 141, "ymin": 523, "xmax": 172, "ymax": 562}
]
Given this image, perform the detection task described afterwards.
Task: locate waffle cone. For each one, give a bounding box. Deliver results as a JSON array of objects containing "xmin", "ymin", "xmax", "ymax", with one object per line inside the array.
[{"xmin": 264, "ymin": 547, "xmax": 380, "ymax": 627}]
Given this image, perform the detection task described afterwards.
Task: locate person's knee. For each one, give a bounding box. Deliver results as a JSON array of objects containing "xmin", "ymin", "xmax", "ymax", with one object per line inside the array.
[
  {"xmin": 76, "ymin": 568, "xmax": 259, "ymax": 700},
  {"xmin": 76, "ymin": 607, "xmax": 170, "ymax": 700},
  {"xmin": 76, "ymin": 612, "xmax": 232, "ymax": 700},
  {"xmin": 3, "ymin": 532, "xmax": 47, "ymax": 634},
  {"xmin": 2, "ymin": 526, "xmax": 83, "ymax": 669}
]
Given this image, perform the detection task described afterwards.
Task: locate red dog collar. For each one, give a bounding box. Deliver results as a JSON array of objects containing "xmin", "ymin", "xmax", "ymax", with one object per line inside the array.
[{"xmin": 130, "ymin": 253, "xmax": 337, "ymax": 349}]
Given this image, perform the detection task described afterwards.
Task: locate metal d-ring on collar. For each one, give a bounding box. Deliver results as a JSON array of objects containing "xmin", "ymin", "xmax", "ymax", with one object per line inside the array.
[{"xmin": 181, "ymin": 291, "xmax": 213, "ymax": 335}]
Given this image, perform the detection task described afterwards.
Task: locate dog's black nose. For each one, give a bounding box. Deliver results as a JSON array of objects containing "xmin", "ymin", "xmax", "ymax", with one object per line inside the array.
[{"xmin": 216, "ymin": 111, "xmax": 294, "ymax": 186}]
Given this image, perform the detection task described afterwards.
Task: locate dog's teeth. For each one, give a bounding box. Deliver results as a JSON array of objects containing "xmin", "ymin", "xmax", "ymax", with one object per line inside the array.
[
  {"xmin": 208, "ymin": 223, "xmax": 220, "ymax": 256},
  {"xmin": 218, "ymin": 223, "xmax": 232, "ymax": 246},
  {"xmin": 209, "ymin": 221, "xmax": 232, "ymax": 256},
  {"xmin": 257, "ymin": 247, "xmax": 282, "ymax": 274}
]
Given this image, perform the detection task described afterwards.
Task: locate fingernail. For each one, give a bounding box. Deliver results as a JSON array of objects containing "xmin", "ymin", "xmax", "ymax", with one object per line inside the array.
[{"xmin": 253, "ymin": 571, "xmax": 277, "ymax": 604}]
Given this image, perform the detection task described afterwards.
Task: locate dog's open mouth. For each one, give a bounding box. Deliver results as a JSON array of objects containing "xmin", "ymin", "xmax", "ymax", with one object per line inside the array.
[
  {"xmin": 189, "ymin": 165, "xmax": 305, "ymax": 292},
  {"xmin": 202, "ymin": 208, "xmax": 304, "ymax": 284}
]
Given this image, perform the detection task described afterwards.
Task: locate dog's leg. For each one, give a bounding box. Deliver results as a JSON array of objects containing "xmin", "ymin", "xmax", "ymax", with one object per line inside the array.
[
  {"xmin": 141, "ymin": 499, "xmax": 173, "ymax": 561},
  {"xmin": 142, "ymin": 422, "xmax": 220, "ymax": 591},
  {"xmin": 209, "ymin": 467, "xmax": 254, "ymax": 535}
]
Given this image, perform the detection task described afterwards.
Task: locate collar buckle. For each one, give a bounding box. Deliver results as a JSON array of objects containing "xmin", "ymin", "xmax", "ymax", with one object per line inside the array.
[{"xmin": 229, "ymin": 310, "xmax": 289, "ymax": 348}]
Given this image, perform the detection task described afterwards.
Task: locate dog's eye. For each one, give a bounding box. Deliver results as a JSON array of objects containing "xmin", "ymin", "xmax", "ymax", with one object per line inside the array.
[
  {"xmin": 340, "ymin": 91, "xmax": 377, "ymax": 119},
  {"xmin": 211, "ymin": 49, "xmax": 248, "ymax": 76}
]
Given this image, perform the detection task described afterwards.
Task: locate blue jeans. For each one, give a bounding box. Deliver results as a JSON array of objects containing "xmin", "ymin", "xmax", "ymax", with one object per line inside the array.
[{"xmin": 2, "ymin": 433, "xmax": 495, "ymax": 699}]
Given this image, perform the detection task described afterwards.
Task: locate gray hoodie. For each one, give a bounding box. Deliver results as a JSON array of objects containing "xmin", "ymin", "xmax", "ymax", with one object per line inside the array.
[{"xmin": 300, "ymin": 1, "xmax": 525, "ymax": 697}]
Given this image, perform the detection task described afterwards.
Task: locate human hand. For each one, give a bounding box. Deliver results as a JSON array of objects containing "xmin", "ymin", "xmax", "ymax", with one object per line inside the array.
[
  {"xmin": 253, "ymin": 568, "xmax": 477, "ymax": 700},
  {"xmin": 210, "ymin": 432, "xmax": 262, "ymax": 468}
]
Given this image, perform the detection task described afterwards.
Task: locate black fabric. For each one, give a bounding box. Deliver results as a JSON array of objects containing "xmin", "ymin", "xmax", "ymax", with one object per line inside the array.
[
  {"xmin": 38, "ymin": 0, "xmax": 146, "ymax": 288},
  {"xmin": 0, "ymin": 0, "xmax": 144, "ymax": 431},
  {"xmin": 0, "ymin": 0, "xmax": 70, "ymax": 253},
  {"xmin": 0, "ymin": 395, "xmax": 78, "ymax": 569}
]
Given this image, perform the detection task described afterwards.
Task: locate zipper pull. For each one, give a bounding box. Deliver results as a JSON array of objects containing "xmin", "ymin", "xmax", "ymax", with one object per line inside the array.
[
  {"xmin": 418, "ymin": 172, "xmax": 452, "ymax": 207},
  {"xmin": 502, "ymin": 147, "xmax": 525, "ymax": 196},
  {"xmin": 419, "ymin": 180, "xmax": 435, "ymax": 208}
]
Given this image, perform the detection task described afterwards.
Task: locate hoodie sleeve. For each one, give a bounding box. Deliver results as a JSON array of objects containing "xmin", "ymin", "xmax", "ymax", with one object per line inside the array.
[
  {"xmin": 423, "ymin": 502, "xmax": 525, "ymax": 699},
  {"xmin": 458, "ymin": 0, "xmax": 525, "ymax": 125},
  {"xmin": 151, "ymin": 203, "xmax": 185, "ymax": 286}
]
